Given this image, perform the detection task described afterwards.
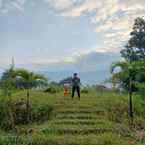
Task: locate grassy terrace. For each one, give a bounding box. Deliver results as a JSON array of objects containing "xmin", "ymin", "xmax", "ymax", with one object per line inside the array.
[{"xmin": 0, "ymin": 89, "xmax": 145, "ymax": 145}]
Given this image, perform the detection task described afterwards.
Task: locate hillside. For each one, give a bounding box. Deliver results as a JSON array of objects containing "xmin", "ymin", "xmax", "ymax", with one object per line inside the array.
[{"xmin": 0, "ymin": 89, "xmax": 145, "ymax": 145}]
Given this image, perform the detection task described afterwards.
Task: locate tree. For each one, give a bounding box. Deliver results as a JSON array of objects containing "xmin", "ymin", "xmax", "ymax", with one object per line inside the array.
[
  {"xmin": 59, "ymin": 77, "xmax": 73, "ymax": 86},
  {"xmin": 111, "ymin": 62, "xmax": 135, "ymax": 91},
  {"xmin": 0, "ymin": 67, "xmax": 16, "ymax": 96},
  {"xmin": 112, "ymin": 17, "xmax": 145, "ymax": 121},
  {"xmin": 111, "ymin": 61, "xmax": 145, "ymax": 120},
  {"xmin": 121, "ymin": 17, "xmax": 145, "ymax": 62},
  {"xmin": 112, "ymin": 17, "xmax": 145, "ymax": 91},
  {"xmin": 111, "ymin": 62, "xmax": 134, "ymax": 120},
  {"xmin": 14, "ymin": 69, "xmax": 47, "ymax": 123},
  {"xmin": 0, "ymin": 66, "xmax": 17, "ymax": 129}
]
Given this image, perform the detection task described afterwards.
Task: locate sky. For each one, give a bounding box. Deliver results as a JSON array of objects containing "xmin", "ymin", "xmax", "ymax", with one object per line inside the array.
[{"xmin": 0, "ymin": 0, "xmax": 145, "ymax": 71}]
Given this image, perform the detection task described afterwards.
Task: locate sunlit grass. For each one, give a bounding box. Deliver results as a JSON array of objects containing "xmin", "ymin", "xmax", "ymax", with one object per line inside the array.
[{"xmin": 0, "ymin": 89, "xmax": 145, "ymax": 145}]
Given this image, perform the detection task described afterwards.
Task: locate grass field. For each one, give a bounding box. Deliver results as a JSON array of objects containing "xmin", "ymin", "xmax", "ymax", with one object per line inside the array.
[{"xmin": 0, "ymin": 89, "xmax": 145, "ymax": 145}]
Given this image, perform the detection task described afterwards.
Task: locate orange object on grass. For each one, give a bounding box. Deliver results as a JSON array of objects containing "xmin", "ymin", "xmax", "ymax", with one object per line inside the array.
[
  {"xmin": 64, "ymin": 83, "xmax": 70, "ymax": 96},
  {"xmin": 64, "ymin": 88, "xmax": 68, "ymax": 96}
]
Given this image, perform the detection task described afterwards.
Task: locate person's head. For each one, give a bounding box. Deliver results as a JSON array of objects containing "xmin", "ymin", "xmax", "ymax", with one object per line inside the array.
[{"xmin": 73, "ymin": 73, "xmax": 78, "ymax": 77}]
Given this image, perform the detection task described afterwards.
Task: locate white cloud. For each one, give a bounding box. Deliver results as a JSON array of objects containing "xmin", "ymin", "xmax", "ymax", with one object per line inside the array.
[
  {"xmin": 121, "ymin": 0, "xmax": 145, "ymax": 7},
  {"xmin": 44, "ymin": 0, "xmax": 145, "ymax": 52},
  {"xmin": 28, "ymin": 45, "xmax": 114, "ymax": 68},
  {"xmin": 44, "ymin": 0, "xmax": 74, "ymax": 10},
  {"xmin": 10, "ymin": 1, "xmax": 24, "ymax": 12},
  {"xmin": 0, "ymin": 0, "xmax": 2, "ymax": 8},
  {"xmin": 62, "ymin": 0, "xmax": 101, "ymax": 17},
  {"xmin": 0, "ymin": 0, "xmax": 27, "ymax": 13},
  {"xmin": 1, "ymin": 0, "xmax": 145, "ymax": 55}
]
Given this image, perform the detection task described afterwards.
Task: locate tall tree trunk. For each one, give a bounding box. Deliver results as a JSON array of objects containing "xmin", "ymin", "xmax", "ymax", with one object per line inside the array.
[
  {"xmin": 129, "ymin": 89, "xmax": 133, "ymax": 118},
  {"xmin": 7, "ymin": 89, "xmax": 15, "ymax": 130},
  {"xmin": 129, "ymin": 76, "xmax": 133, "ymax": 123},
  {"xmin": 26, "ymin": 89, "xmax": 30, "ymax": 123}
]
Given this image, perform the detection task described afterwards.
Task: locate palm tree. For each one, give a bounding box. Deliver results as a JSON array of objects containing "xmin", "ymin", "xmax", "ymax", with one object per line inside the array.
[{"xmin": 15, "ymin": 69, "xmax": 47, "ymax": 123}]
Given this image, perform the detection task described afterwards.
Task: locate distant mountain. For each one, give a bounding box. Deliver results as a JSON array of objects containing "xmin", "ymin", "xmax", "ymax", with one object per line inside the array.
[
  {"xmin": 39, "ymin": 70, "xmax": 110, "ymax": 85},
  {"xmin": 74, "ymin": 52, "xmax": 121, "ymax": 71},
  {"xmin": 37, "ymin": 51, "xmax": 121, "ymax": 85}
]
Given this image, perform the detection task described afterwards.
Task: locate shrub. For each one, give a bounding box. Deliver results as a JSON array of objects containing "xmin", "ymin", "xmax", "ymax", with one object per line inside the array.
[
  {"xmin": 31, "ymin": 104, "xmax": 53, "ymax": 123},
  {"xmin": 14, "ymin": 101, "xmax": 53, "ymax": 124},
  {"xmin": 136, "ymin": 83, "xmax": 145, "ymax": 101},
  {"xmin": 0, "ymin": 100, "xmax": 15, "ymax": 131},
  {"xmin": 81, "ymin": 88, "xmax": 89, "ymax": 93},
  {"xmin": 0, "ymin": 99, "xmax": 53, "ymax": 131},
  {"xmin": 44, "ymin": 86, "xmax": 57, "ymax": 93}
]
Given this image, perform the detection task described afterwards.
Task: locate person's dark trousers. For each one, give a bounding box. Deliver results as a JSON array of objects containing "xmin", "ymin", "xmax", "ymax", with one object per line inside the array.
[{"xmin": 72, "ymin": 86, "xmax": 80, "ymax": 99}]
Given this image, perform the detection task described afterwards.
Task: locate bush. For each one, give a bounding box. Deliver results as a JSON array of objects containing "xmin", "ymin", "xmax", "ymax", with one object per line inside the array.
[
  {"xmin": 136, "ymin": 83, "xmax": 145, "ymax": 101},
  {"xmin": 13, "ymin": 99, "xmax": 28, "ymax": 124},
  {"xmin": 14, "ymin": 102, "xmax": 53, "ymax": 124},
  {"xmin": 0, "ymin": 99, "xmax": 53, "ymax": 131},
  {"xmin": 0, "ymin": 100, "xmax": 15, "ymax": 131},
  {"xmin": 44, "ymin": 86, "xmax": 58, "ymax": 93},
  {"xmin": 81, "ymin": 88, "xmax": 89, "ymax": 94},
  {"xmin": 31, "ymin": 104, "xmax": 53, "ymax": 123}
]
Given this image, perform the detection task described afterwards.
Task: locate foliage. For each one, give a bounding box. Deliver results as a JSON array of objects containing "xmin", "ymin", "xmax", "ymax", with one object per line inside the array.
[
  {"xmin": 121, "ymin": 17, "xmax": 145, "ymax": 62},
  {"xmin": 0, "ymin": 98, "xmax": 53, "ymax": 129},
  {"xmin": 114, "ymin": 17, "xmax": 145, "ymax": 90},
  {"xmin": 111, "ymin": 17, "xmax": 145, "ymax": 92},
  {"xmin": 31, "ymin": 104, "xmax": 53, "ymax": 123},
  {"xmin": 14, "ymin": 69, "xmax": 48, "ymax": 123},
  {"xmin": 0, "ymin": 68, "xmax": 47, "ymax": 92},
  {"xmin": 59, "ymin": 77, "xmax": 72, "ymax": 86},
  {"xmin": 44, "ymin": 82, "xmax": 62, "ymax": 93},
  {"xmin": 0, "ymin": 68, "xmax": 48, "ymax": 127},
  {"xmin": 81, "ymin": 87, "xmax": 89, "ymax": 93},
  {"xmin": 14, "ymin": 69, "xmax": 47, "ymax": 89},
  {"xmin": 14, "ymin": 100, "xmax": 53, "ymax": 124},
  {"xmin": 135, "ymin": 83, "xmax": 145, "ymax": 101},
  {"xmin": 44, "ymin": 86, "xmax": 58, "ymax": 93},
  {"xmin": 0, "ymin": 67, "xmax": 16, "ymax": 97},
  {"xmin": 111, "ymin": 60, "xmax": 145, "ymax": 91},
  {"xmin": 111, "ymin": 17, "xmax": 145, "ymax": 120},
  {"xmin": 0, "ymin": 99, "xmax": 15, "ymax": 131}
]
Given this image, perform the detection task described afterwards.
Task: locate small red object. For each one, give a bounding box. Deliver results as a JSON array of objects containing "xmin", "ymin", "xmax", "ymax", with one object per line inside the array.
[{"xmin": 64, "ymin": 83, "xmax": 70, "ymax": 96}]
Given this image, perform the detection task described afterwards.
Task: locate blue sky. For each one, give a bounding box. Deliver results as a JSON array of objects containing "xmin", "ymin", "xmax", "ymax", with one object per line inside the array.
[{"xmin": 0, "ymin": 0, "xmax": 145, "ymax": 71}]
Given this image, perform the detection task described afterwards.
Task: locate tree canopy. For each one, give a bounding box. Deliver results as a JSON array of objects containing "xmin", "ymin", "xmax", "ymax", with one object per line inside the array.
[
  {"xmin": 111, "ymin": 17, "xmax": 145, "ymax": 91},
  {"xmin": 121, "ymin": 17, "xmax": 145, "ymax": 62}
]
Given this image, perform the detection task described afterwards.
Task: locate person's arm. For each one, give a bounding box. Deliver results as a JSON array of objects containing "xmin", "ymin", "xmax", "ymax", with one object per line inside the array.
[
  {"xmin": 71, "ymin": 78, "xmax": 74, "ymax": 86},
  {"xmin": 78, "ymin": 77, "xmax": 81, "ymax": 86}
]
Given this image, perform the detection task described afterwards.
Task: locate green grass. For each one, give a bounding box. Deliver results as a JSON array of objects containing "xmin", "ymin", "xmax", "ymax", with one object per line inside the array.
[{"xmin": 0, "ymin": 89, "xmax": 145, "ymax": 145}]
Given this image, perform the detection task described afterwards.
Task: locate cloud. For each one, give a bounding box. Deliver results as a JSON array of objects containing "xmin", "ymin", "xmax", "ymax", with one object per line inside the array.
[
  {"xmin": 0, "ymin": 0, "xmax": 27, "ymax": 13},
  {"xmin": 74, "ymin": 51, "xmax": 120, "ymax": 72},
  {"xmin": 44, "ymin": 0, "xmax": 74, "ymax": 10},
  {"xmin": 29, "ymin": 50, "xmax": 120, "ymax": 73},
  {"xmin": 45, "ymin": 0, "xmax": 145, "ymax": 51},
  {"xmin": 0, "ymin": 0, "xmax": 2, "ymax": 8},
  {"xmin": 121, "ymin": 0, "xmax": 145, "ymax": 7},
  {"xmin": 1, "ymin": 0, "xmax": 145, "ymax": 57},
  {"xmin": 61, "ymin": 0, "xmax": 101, "ymax": 17}
]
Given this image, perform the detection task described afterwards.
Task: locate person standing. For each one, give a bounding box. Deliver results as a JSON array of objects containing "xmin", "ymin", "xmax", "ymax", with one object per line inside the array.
[{"xmin": 71, "ymin": 73, "xmax": 81, "ymax": 100}]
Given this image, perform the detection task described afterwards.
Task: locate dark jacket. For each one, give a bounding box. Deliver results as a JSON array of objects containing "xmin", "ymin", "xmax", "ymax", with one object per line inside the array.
[{"xmin": 72, "ymin": 77, "xmax": 80, "ymax": 87}]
